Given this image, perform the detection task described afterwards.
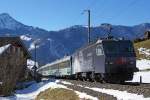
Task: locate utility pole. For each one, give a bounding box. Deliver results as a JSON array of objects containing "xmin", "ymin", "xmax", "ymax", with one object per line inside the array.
[
  {"xmin": 34, "ymin": 43, "xmax": 37, "ymax": 78},
  {"xmin": 83, "ymin": 10, "xmax": 91, "ymax": 44},
  {"xmin": 34, "ymin": 43, "xmax": 36, "ymax": 67}
]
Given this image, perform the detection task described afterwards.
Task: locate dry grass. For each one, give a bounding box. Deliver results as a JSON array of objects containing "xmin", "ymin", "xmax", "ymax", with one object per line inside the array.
[
  {"xmin": 36, "ymin": 88, "xmax": 79, "ymax": 100},
  {"xmin": 134, "ymin": 39, "xmax": 150, "ymax": 59}
]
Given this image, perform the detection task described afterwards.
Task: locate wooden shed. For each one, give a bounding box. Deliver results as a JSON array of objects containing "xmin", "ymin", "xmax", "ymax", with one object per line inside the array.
[{"xmin": 0, "ymin": 37, "xmax": 31, "ymax": 96}]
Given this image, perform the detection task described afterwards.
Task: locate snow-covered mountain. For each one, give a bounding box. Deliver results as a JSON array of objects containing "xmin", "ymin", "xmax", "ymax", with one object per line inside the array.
[
  {"xmin": 0, "ymin": 13, "xmax": 24, "ymax": 30},
  {"xmin": 0, "ymin": 13, "xmax": 150, "ymax": 65}
]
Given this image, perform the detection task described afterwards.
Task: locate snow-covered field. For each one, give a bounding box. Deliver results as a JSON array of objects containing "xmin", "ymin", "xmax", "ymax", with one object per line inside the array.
[
  {"xmin": 60, "ymin": 81, "xmax": 150, "ymax": 100},
  {"xmin": 1, "ymin": 79, "xmax": 150, "ymax": 100},
  {"xmin": 138, "ymin": 48, "xmax": 150, "ymax": 57},
  {"xmin": 0, "ymin": 80, "xmax": 61, "ymax": 100},
  {"xmin": 131, "ymin": 71, "xmax": 150, "ymax": 83},
  {"xmin": 0, "ymin": 80, "xmax": 98, "ymax": 100},
  {"xmin": 136, "ymin": 59, "xmax": 150, "ymax": 70},
  {"xmin": 131, "ymin": 59, "xmax": 150, "ymax": 83},
  {"xmin": 85, "ymin": 87, "xmax": 150, "ymax": 100}
]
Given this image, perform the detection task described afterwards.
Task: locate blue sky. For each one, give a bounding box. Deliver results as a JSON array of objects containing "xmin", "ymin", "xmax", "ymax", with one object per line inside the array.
[{"xmin": 0, "ymin": 0, "xmax": 149, "ymax": 31}]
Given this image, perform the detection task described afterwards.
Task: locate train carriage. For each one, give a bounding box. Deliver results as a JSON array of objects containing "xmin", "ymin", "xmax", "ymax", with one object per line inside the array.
[
  {"xmin": 38, "ymin": 56, "xmax": 72, "ymax": 77},
  {"xmin": 38, "ymin": 38, "xmax": 138, "ymax": 83}
]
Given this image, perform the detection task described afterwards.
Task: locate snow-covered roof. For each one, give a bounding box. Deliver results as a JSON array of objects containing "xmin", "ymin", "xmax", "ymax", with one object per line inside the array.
[
  {"xmin": 96, "ymin": 39, "xmax": 102, "ymax": 44},
  {"xmin": 0, "ymin": 37, "xmax": 31, "ymax": 58},
  {"xmin": 0, "ymin": 44, "xmax": 11, "ymax": 54},
  {"xmin": 20, "ymin": 35, "xmax": 32, "ymax": 41},
  {"xmin": 38, "ymin": 56, "xmax": 71, "ymax": 70}
]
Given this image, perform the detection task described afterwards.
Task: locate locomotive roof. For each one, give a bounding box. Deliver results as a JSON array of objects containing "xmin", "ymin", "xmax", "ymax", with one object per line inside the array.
[
  {"xmin": 38, "ymin": 56, "xmax": 71, "ymax": 70},
  {"xmin": 74, "ymin": 38, "xmax": 131, "ymax": 53}
]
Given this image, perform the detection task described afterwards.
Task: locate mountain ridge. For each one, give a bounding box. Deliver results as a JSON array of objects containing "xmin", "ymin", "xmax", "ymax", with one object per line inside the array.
[{"xmin": 0, "ymin": 13, "xmax": 150, "ymax": 65}]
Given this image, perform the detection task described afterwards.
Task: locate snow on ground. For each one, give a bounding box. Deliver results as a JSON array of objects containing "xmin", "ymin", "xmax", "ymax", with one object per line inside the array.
[
  {"xmin": 85, "ymin": 87, "xmax": 150, "ymax": 100},
  {"xmin": 20, "ymin": 35, "xmax": 32, "ymax": 41},
  {"xmin": 129, "ymin": 59, "xmax": 150, "ymax": 83},
  {"xmin": 138, "ymin": 48, "xmax": 150, "ymax": 57},
  {"xmin": 60, "ymin": 82, "xmax": 98, "ymax": 100},
  {"xmin": 137, "ymin": 59, "xmax": 150, "ymax": 70},
  {"xmin": 27, "ymin": 59, "xmax": 39, "ymax": 69},
  {"xmin": 0, "ymin": 80, "xmax": 98, "ymax": 100},
  {"xmin": 61, "ymin": 81, "xmax": 73, "ymax": 85},
  {"xmin": 77, "ymin": 84, "xmax": 84, "ymax": 87},
  {"xmin": 131, "ymin": 71, "xmax": 150, "ymax": 83},
  {"xmin": 75, "ymin": 91, "xmax": 98, "ymax": 100},
  {"xmin": 0, "ymin": 80, "xmax": 66, "ymax": 100}
]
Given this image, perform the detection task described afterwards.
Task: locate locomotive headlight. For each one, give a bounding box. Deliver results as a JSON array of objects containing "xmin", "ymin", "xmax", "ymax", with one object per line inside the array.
[
  {"xmin": 106, "ymin": 61, "xmax": 114, "ymax": 65},
  {"xmin": 109, "ymin": 62, "xmax": 114, "ymax": 64}
]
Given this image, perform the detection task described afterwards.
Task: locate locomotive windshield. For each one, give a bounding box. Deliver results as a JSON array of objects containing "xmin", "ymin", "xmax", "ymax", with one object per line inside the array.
[{"xmin": 103, "ymin": 41, "xmax": 134, "ymax": 54}]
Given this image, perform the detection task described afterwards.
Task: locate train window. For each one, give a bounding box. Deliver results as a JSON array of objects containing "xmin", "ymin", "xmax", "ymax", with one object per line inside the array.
[
  {"xmin": 103, "ymin": 41, "xmax": 134, "ymax": 53},
  {"xmin": 121, "ymin": 47, "xmax": 134, "ymax": 52},
  {"xmin": 120, "ymin": 44, "xmax": 134, "ymax": 52},
  {"xmin": 96, "ymin": 45, "xmax": 103, "ymax": 56},
  {"xmin": 104, "ymin": 43, "xmax": 118, "ymax": 53}
]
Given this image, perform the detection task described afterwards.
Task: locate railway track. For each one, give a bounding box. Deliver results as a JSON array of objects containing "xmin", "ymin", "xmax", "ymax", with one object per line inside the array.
[{"xmin": 58, "ymin": 79, "xmax": 150, "ymax": 98}]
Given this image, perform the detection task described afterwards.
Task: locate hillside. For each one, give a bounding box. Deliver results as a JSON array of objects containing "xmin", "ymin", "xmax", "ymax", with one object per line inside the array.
[
  {"xmin": 130, "ymin": 39, "xmax": 150, "ymax": 83},
  {"xmin": 134, "ymin": 39, "xmax": 150, "ymax": 60}
]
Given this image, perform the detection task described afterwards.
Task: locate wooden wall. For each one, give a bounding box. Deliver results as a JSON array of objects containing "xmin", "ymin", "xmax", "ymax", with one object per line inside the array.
[{"xmin": 0, "ymin": 45, "xmax": 27, "ymax": 96}]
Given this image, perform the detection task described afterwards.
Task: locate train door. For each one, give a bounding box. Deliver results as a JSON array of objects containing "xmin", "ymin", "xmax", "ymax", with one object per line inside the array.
[{"xmin": 93, "ymin": 43, "xmax": 105, "ymax": 73}]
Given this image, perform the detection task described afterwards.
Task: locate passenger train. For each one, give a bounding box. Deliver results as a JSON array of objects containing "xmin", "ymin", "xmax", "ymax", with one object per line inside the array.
[{"xmin": 38, "ymin": 38, "xmax": 138, "ymax": 83}]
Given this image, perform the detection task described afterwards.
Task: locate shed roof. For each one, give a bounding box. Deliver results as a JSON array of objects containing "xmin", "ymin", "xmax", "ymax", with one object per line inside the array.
[
  {"xmin": 0, "ymin": 44, "xmax": 11, "ymax": 54},
  {"xmin": 0, "ymin": 37, "xmax": 31, "ymax": 58}
]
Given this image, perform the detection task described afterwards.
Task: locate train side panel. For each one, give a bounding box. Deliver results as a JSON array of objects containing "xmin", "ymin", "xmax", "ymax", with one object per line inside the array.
[
  {"xmin": 38, "ymin": 56, "xmax": 72, "ymax": 77},
  {"xmin": 72, "ymin": 51, "xmax": 84, "ymax": 74},
  {"xmin": 93, "ymin": 43, "xmax": 105, "ymax": 73},
  {"xmin": 72, "ymin": 42, "xmax": 105, "ymax": 74},
  {"xmin": 58, "ymin": 60, "xmax": 71, "ymax": 76}
]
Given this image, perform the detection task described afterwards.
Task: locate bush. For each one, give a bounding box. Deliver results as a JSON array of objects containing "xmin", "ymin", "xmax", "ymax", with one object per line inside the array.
[{"xmin": 36, "ymin": 88, "xmax": 79, "ymax": 100}]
